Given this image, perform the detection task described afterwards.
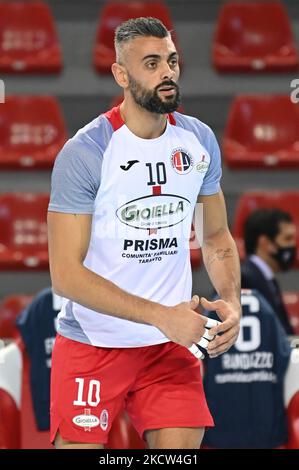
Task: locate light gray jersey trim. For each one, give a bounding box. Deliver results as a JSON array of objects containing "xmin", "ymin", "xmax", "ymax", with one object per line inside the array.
[
  {"xmin": 58, "ymin": 300, "xmax": 92, "ymax": 345},
  {"xmin": 48, "ymin": 114, "xmax": 114, "ymax": 214}
]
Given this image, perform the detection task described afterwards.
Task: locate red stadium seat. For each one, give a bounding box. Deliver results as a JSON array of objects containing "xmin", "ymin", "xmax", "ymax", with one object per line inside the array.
[
  {"xmin": 285, "ymin": 348, "xmax": 299, "ymax": 449},
  {"xmin": 233, "ymin": 191, "xmax": 299, "ymax": 267},
  {"xmin": 287, "ymin": 391, "xmax": 299, "ymax": 449},
  {"xmin": 0, "ymin": 295, "xmax": 33, "ymax": 339},
  {"xmin": 0, "ymin": 389, "xmax": 20, "ymax": 449},
  {"xmin": 0, "ymin": 337, "xmax": 54, "ymax": 449},
  {"xmin": 0, "ymin": 96, "xmax": 67, "ymax": 169},
  {"xmin": 93, "ymin": 1, "xmax": 179, "ymax": 73},
  {"xmin": 223, "ymin": 95, "xmax": 299, "ymax": 169},
  {"xmin": 213, "ymin": 2, "xmax": 299, "ymax": 72},
  {"xmin": 283, "ymin": 292, "xmax": 299, "ymax": 335},
  {"xmin": 0, "ymin": 193, "xmax": 49, "ymax": 270},
  {"xmin": 0, "ymin": 342, "xmax": 22, "ymax": 449},
  {"xmin": 0, "ymin": 2, "xmax": 62, "ymax": 73}
]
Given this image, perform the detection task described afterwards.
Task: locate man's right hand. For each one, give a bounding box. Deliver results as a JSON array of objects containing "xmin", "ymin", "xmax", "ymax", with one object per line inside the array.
[{"xmin": 156, "ymin": 295, "xmax": 208, "ymax": 348}]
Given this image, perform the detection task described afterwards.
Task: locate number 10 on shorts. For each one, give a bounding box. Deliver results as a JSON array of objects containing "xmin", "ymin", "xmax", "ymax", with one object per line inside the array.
[{"xmin": 73, "ymin": 378, "xmax": 101, "ymax": 407}]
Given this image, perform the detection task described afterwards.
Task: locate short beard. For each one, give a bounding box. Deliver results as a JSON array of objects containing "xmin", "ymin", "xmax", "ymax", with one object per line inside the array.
[{"xmin": 127, "ymin": 72, "xmax": 181, "ymax": 114}]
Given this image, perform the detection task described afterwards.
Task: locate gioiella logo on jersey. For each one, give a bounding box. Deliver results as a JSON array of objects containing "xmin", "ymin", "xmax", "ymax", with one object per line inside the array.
[
  {"xmin": 196, "ymin": 154, "xmax": 210, "ymax": 173},
  {"xmin": 116, "ymin": 194, "xmax": 191, "ymax": 230},
  {"xmin": 170, "ymin": 148, "xmax": 194, "ymax": 174}
]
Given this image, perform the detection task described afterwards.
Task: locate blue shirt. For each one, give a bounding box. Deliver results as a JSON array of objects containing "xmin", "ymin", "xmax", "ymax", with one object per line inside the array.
[{"xmin": 203, "ymin": 289, "xmax": 291, "ymax": 448}]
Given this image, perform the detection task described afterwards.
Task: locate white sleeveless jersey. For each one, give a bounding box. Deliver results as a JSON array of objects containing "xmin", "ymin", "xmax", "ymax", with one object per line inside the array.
[{"xmin": 48, "ymin": 106, "xmax": 222, "ymax": 347}]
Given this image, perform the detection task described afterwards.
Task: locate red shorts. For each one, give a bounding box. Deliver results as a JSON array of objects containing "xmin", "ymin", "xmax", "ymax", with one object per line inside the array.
[{"xmin": 50, "ymin": 334, "xmax": 214, "ymax": 445}]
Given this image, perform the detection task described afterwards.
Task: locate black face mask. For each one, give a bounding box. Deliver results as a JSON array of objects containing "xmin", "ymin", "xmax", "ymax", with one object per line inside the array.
[{"xmin": 271, "ymin": 244, "xmax": 297, "ymax": 271}]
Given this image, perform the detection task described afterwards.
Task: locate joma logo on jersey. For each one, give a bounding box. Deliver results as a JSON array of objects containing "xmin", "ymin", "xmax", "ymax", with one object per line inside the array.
[
  {"xmin": 171, "ymin": 148, "xmax": 194, "ymax": 174},
  {"xmin": 116, "ymin": 194, "xmax": 191, "ymax": 230}
]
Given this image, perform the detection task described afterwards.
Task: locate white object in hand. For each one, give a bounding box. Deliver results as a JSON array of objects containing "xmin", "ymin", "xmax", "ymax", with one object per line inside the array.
[{"xmin": 188, "ymin": 317, "xmax": 221, "ymax": 360}]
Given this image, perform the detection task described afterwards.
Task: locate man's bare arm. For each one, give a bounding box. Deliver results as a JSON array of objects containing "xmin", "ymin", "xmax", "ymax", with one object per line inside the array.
[
  {"xmin": 48, "ymin": 211, "xmax": 166, "ymax": 326},
  {"xmin": 197, "ymin": 191, "xmax": 241, "ymax": 306},
  {"xmin": 47, "ymin": 211, "xmax": 208, "ymax": 347},
  {"xmin": 196, "ymin": 191, "xmax": 241, "ymax": 356}
]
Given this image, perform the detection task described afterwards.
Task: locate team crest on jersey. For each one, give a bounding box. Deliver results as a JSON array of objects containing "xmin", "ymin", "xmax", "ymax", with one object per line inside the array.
[{"xmin": 170, "ymin": 148, "xmax": 194, "ymax": 174}]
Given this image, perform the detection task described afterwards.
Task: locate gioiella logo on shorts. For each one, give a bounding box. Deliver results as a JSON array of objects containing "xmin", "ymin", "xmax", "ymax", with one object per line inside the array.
[{"xmin": 73, "ymin": 409, "xmax": 100, "ymax": 432}]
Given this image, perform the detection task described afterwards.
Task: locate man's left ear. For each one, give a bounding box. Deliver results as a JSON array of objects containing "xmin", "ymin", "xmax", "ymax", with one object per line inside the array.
[{"xmin": 111, "ymin": 63, "xmax": 128, "ymax": 89}]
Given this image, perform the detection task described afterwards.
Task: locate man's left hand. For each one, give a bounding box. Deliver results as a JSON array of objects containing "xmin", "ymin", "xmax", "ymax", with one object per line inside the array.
[{"xmin": 200, "ymin": 297, "xmax": 241, "ymax": 358}]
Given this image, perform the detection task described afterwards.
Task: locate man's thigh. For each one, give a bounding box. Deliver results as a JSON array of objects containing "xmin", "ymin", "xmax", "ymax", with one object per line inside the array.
[
  {"xmin": 54, "ymin": 431, "xmax": 104, "ymax": 449},
  {"xmin": 126, "ymin": 342, "xmax": 214, "ymax": 443},
  {"xmin": 145, "ymin": 427, "xmax": 205, "ymax": 449}
]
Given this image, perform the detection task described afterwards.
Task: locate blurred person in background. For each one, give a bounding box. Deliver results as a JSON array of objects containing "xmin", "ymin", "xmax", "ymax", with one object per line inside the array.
[
  {"xmin": 241, "ymin": 209, "xmax": 296, "ymax": 335},
  {"xmin": 203, "ymin": 288, "xmax": 291, "ymax": 449}
]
